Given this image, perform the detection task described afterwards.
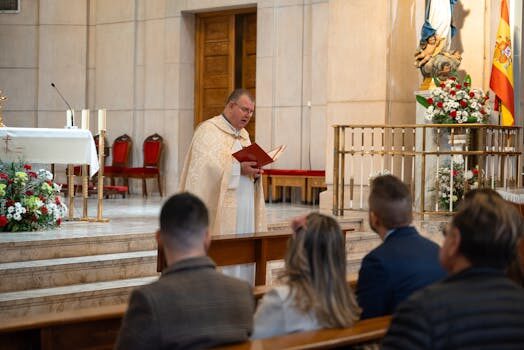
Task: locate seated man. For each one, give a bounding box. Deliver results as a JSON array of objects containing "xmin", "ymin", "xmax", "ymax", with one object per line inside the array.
[
  {"xmin": 115, "ymin": 193, "xmax": 254, "ymax": 350},
  {"xmin": 382, "ymin": 189, "xmax": 524, "ymax": 349},
  {"xmin": 357, "ymin": 175, "xmax": 445, "ymax": 319}
]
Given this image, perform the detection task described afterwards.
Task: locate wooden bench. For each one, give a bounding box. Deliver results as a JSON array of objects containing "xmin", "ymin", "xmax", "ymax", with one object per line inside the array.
[
  {"xmin": 263, "ymin": 169, "xmax": 326, "ymax": 204},
  {"xmin": 157, "ymin": 225, "xmax": 355, "ymax": 285},
  {"xmin": 0, "ymin": 277, "xmax": 363, "ymax": 350},
  {"xmin": 213, "ymin": 316, "xmax": 391, "ymax": 350}
]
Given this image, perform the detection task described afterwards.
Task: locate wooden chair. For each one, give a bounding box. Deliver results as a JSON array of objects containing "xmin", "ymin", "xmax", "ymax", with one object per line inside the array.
[
  {"xmin": 104, "ymin": 134, "xmax": 132, "ymax": 187},
  {"xmin": 124, "ymin": 133, "xmax": 163, "ymax": 197}
]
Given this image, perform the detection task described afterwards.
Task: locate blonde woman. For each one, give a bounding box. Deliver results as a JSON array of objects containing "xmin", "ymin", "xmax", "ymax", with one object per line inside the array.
[{"xmin": 252, "ymin": 213, "xmax": 360, "ymax": 339}]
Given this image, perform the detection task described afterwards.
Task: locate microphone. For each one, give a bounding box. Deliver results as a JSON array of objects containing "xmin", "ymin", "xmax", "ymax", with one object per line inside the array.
[{"xmin": 50, "ymin": 82, "xmax": 75, "ymax": 126}]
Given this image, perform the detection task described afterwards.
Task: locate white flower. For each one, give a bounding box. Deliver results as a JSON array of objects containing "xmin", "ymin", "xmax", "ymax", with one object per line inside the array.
[
  {"xmin": 13, "ymin": 213, "xmax": 21, "ymax": 221},
  {"xmin": 7, "ymin": 206, "xmax": 14, "ymax": 213},
  {"xmin": 6, "ymin": 213, "xmax": 12, "ymax": 220},
  {"xmin": 465, "ymin": 170, "xmax": 473, "ymax": 180},
  {"xmin": 14, "ymin": 202, "xmax": 22, "ymax": 208}
]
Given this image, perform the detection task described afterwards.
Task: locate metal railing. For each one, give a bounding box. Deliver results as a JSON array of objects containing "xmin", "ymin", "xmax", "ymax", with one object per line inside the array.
[{"xmin": 332, "ymin": 124, "xmax": 521, "ymax": 215}]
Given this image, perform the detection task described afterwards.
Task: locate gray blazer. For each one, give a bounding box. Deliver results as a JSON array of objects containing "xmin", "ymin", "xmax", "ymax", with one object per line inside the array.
[
  {"xmin": 252, "ymin": 285, "xmax": 321, "ymax": 339},
  {"xmin": 115, "ymin": 256, "xmax": 254, "ymax": 350}
]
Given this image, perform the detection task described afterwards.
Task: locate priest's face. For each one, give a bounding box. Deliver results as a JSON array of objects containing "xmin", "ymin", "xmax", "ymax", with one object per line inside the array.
[{"xmin": 228, "ymin": 94, "xmax": 254, "ymax": 130}]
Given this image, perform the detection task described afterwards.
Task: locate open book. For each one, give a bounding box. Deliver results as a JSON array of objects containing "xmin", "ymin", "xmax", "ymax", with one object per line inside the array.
[{"xmin": 232, "ymin": 143, "xmax": 286, "ymax": 167}]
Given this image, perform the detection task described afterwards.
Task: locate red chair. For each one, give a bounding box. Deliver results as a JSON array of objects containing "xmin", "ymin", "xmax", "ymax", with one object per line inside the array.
[
  {"xmin": 104, "ymin": 134, "xmax": 132, "ymax": 187},
  {"xmin": 124, "ymin": 133, "xmax": 163, "ymax": 197}
]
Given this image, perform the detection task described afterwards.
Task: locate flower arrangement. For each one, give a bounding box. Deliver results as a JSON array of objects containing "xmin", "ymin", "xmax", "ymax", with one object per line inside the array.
[
  {"xmin": 434, "ymin": 161, "xmax": 480, "ymax": 211},
  {"xmin": 417, "ymin": 75, "xmax": 491, "ymax": 124},
  {"xmin": 0, "ymin": 161, "xmax": 67, "ymax": 232}
]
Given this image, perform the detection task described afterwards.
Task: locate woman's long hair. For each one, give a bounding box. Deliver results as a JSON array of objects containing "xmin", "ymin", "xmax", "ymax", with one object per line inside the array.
[{"xmin": 282, "ymin": 213, "xmax": 360, "ymax": 327}]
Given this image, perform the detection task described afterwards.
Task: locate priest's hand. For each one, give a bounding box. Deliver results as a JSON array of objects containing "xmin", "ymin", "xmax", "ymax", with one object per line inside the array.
[{"xmin": 241, "ymin": 161, "xmax": 262, "ymax": 178}]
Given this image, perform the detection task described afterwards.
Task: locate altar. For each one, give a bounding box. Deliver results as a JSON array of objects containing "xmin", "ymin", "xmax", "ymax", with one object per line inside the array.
[{"xmin": 0, "ymin": 127, "xmax": 99, "ymax": 176}]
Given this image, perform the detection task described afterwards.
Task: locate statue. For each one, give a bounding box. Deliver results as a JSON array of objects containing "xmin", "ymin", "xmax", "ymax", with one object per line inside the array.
[
  {"xmin": 415, "ymin": 0, "xmax": 462, "ymax": 88},
  {"xmin": 0, "ymin": 90, "xmax": 6, "ymax": 127}
]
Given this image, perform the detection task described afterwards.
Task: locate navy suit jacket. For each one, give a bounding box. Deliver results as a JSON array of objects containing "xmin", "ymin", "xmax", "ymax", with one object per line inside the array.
[{"xmin": 357, "ymin": 226, "xmax": 446, "ymax": 319}]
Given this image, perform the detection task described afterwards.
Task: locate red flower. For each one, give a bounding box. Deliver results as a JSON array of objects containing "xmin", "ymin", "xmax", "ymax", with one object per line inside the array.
[
  {"xmin": 480, "ymin": 109, "xmax": 486, "ymax": 115},
  {"xmin": 0, "ymin": 215, "xmax": 8, "ymax": 227},
  {"xmin": 450, "ymin": 110, "xmax": 457, "ymax": 118},
  {"xmin": 450, "ymin": 90, "xmax": 456, "ymax": 96},
  {"xmin": 427, "ymin": 98, "xmax": 434, "ymax": 105},
  {"xmin": 28, "ymin": 171, "xmax": 37, "ymax": 178},
  {"xmin": 472, "ymin": 168, "xmax": 479, "ymax": 175},
  {"xmin": 464, "ymin": 82, "xmax": 470, "ymax": 87},
  {"xmin": 469, "ymin": 92, "xmax": 475, "ymax": 98},
  {"xmin": 55, "ymin": 196, "xmax": 61, "ymax": 205},
  {"xmin": 0, "ymin": 173, "xmax": 7, "ymax": 180},
  {"xmin": 25, "ymin": 190, "xmax": 34, "ymax": 196},
  {"xmin": 39, "ymin": 195, "xmax": 45, "ymax": 201},
  {"xmin": 450, "ymin": 77, "xmax": 456, "ymax": 81},
  {"xmin": 452, "ymin": 170, "xmax": 458, "ymax": 177},
  {"xmin": 460, "ymin": 100, "xmax": 468, "ymax": 107},
  {"xmin": 41, "ymin": 207, "xmax": 48, "ymax": 215},
  {"xmin": 437, "ymin": 102, "xmax": 444, "ymax": 108},
  {"xmin": 455, "ymin": 84, "xmax": 462, "ymax": 89},
  {"xmin": 6, "ymin": 200, "xmax": 14, "ymax": 207},
  {"xmin": 46, "ymin": 180, "xmax": 52, "ymax": 186},
  {"xmin": 440, "ymin": 83, "xmax": 445, "ymax": 88},
  {"xmin": 23, "ymin": 164, "xmax": 32, "ymax": 170},
  {"xmin": 32, "ymin": 214, "xmax": 38, "ymax": 222},
  {"xmin": 56, "ymin": 218, "xmax": 62, "ymax": 226}
]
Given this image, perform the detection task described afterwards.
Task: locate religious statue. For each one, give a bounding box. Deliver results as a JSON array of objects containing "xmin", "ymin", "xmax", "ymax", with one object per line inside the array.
[
  {"xmin": 0, "ymin": 90, "xmax": 7, "ymax": 127},
  {"xmin": 415, "ymin": 0, "xmax": 462, "ymax": 88}
]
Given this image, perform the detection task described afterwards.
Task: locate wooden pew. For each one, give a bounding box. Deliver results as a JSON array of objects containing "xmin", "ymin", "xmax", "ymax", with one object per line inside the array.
[
  {"xmin": 213, "ymin": 316, "xmax": 392, "ymax": 350},
  {"xmin": 157, "ymin": 226, "xmax": 356, "ymax": 286},
  {"xmin": 1, "ymin": 278, "xmax": 360, "ymax": 350}
]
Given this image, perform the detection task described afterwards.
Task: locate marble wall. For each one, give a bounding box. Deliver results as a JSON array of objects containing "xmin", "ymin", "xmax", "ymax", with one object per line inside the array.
[{"xmin": 0, "ymin": 0, "xmax": 521, "ymax": 198}]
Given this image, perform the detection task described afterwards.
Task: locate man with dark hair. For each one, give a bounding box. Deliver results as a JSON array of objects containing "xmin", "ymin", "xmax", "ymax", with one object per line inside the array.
[
  {"xmin": 357, "ymin": 175, "xmax": 445, "ymax": 319},
  {"xmin": 383, "ymin": 188, "xmax": 524, "ymax": 349},
  {"xmin": 115, "ymin": 193, "xmax": 254, "ymax": 350}
]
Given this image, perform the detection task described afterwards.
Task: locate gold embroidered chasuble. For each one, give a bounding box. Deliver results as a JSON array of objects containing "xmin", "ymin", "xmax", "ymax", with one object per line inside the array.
[{"xmin": 179, "ymin": 115, "xmax": 267, "ymax": 235}]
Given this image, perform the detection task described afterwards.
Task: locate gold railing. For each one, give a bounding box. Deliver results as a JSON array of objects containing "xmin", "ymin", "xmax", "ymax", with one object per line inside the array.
[{"xmin": 332, "ymin": 124, "xmax": 521, "ymax": 215}]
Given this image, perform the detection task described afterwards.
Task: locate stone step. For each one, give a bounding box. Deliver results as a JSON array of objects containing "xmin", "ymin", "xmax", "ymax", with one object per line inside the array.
[
  {"xmin": 0, "ymin": 232, "xmax": 156, "ymax": 264},
  {"xmin": 0, "ymin": 251, "xmax": 158, "ymax": 293},
  {"xmin": 0, "ymin": 276, "xmax": 158, "ymax": 319}
]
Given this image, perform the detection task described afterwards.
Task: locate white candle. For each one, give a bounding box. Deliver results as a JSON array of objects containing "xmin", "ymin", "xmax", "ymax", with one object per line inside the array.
[
  {"xmin": 66, "ymin": 109, "xmax": 73, "ymax": 127},
  {"xmin": 98, "ymin": 109, "xmax": 106, "ymax": 131},
  {"xmin": 81, "ymin": 109, "xmax": 90, "ymax": 130}
]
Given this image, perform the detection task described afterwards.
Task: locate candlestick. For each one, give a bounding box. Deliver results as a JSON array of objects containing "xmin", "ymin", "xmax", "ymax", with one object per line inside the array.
[
  {"xmin": 81, "ymin": 109, "xmax": 90, "ymax": 130},
  {"xmin": 66, "ymin": 109, "xmax": 73, "ymax": 127},
  {"xmin": 98, "ymin": 109, "xmax": 106, "ymax": 131}
]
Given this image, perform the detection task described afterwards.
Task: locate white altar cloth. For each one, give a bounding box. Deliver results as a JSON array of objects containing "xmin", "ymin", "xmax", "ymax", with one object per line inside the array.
[{"xmin": 0, "ymin": 127, "xmax": 99, "ymax": 177}]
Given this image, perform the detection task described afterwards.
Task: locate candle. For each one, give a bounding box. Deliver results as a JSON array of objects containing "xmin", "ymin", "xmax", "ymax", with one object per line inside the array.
[
  {"xmin": 66, "ymin": 109, "xmax": 73, "ymax": 127},
  {"xmin": 98, "ymin": 109, "xmax": 106, "ymax": 131},
  {"xmin": 81, "ymin": 109, "xmax": 90, "ymax": 130}
]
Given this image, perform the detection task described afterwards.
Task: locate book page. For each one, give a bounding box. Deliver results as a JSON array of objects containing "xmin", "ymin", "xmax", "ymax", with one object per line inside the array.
[{"xmin": 267, "ymin": 145, "xmax": 286, "ymax": 161}]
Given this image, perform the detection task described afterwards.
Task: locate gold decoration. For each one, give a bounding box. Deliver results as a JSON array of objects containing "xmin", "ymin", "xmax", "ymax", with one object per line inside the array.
[{"xmin": 0, "ymin": 90, "xmax": 7, "ymax": 127}]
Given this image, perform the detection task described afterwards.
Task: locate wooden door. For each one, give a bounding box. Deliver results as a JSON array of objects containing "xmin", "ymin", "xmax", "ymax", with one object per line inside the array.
[
  {"xmin": 194, "ymin": 9, "xmax": 257, "ymax": 141},
  {"xmin": 240, "ymin": 13, "xmax": 257, "ymax": 140},
  {"xmin": 195, "ymin": 15, "xmax": 235, "ymax": 127}
]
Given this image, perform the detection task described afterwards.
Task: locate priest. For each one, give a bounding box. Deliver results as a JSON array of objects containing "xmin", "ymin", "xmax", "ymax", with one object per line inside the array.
[{"xmin": 179, "ymin": 88, "xmax": 267, "ymax": 240}]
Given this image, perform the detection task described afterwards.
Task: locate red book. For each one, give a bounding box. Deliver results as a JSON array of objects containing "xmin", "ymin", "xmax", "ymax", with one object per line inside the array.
[{"xmin": 232, "ymin": 143, "xmax": 286, "ymax": 167}]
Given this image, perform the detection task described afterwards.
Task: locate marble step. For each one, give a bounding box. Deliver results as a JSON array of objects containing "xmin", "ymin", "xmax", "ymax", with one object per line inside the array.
[
  {"xmin": 0, "ymin": 276, "xmax": 158, "ymax": 319},
  {"xmin": 0, "ymin": 231, "xmax": 156, "ymax": 264},
  {"xmin": 0, "ymin": 251, "xmax": 158, "ymax": 293}
]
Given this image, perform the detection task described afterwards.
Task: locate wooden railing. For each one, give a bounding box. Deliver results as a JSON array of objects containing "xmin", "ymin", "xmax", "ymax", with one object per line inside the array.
[
  {"xmin": 0, "ymin": 278, "xmax": 362, "ymax": 350},
  {"xmin": 157, "ymin": 224, "xmax": 359, "ymax": 285},
  {"xmin": 332, "ymin": 124, "xmax": 521, "ymax": 215},
  {"xmin": 213, "ymin": 316, "xmax": 391, "ymax": 350}
]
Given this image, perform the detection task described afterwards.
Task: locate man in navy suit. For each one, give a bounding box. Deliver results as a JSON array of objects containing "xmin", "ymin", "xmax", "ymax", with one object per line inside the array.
[{"xmin": 357, "ymin": 175, "xmax": 446, "ymax": 319}]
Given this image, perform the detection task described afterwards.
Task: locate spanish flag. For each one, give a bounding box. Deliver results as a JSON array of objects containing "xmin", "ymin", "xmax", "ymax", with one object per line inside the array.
[{"xmin": 490, "ymin": 0, "xmax": 514, "ymax": 126}]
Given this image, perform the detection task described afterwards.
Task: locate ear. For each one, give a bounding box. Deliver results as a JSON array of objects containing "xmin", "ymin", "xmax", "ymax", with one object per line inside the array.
[
  {"xmin": 446, "ymin": 226, "xmax": 462, "ymax": 257},
  {"xmin": 203, "ymin": 229, "xmax": 211, "ymax": 252},
  {"xmin": 517, "ymin": 238, "xmax": 524, "ymax": 268},
  {"xmin": 155, "ymin": 230, "xmax": 161, "ymax": 245},
  {"xmin": 369, "ymin": 210, "xmax": 380, "ymax": 228}
]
